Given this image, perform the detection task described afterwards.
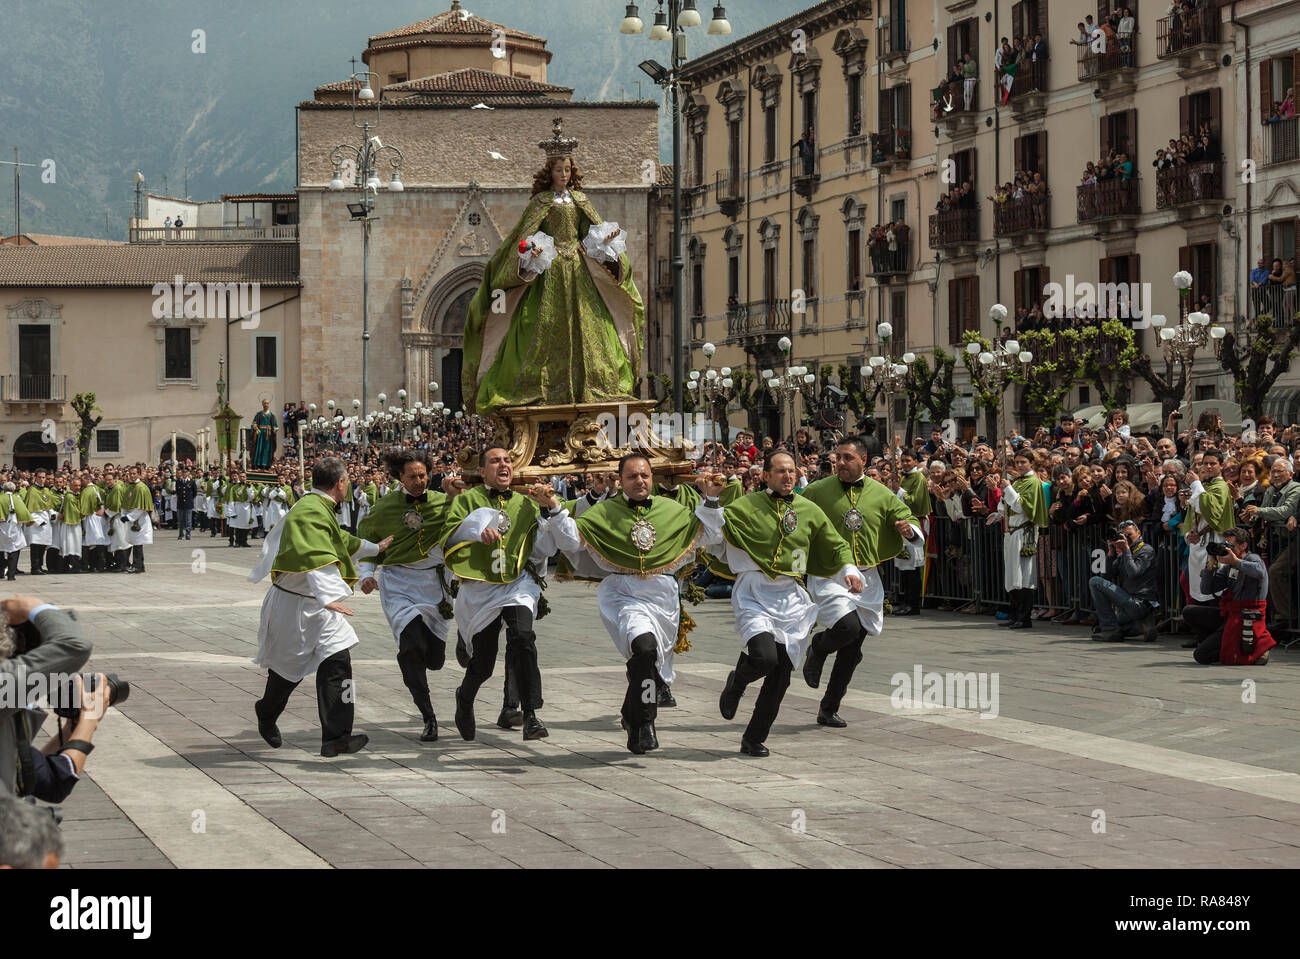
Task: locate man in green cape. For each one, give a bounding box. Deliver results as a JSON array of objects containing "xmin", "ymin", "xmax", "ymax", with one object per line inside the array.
[
  {"xmin": 123, "ymin": 467, "xmax": 155, "ymax": 573},
  {"xmin": 697, "ymin": 451, "xmax": 865, "ymax": 757},
  {"xmin": 357, "ymin": 448, "xmax": 464, "ymax": 743},
  {"xmin": 58, "ymin": 478, "xmax": 85, "ymax": 574},
  {"xmin": 562, "ymin": 454, "xmax": 721, "ymax": 754},
  {"xmin": 998, "ymin": 448, "xmax": 1049, "ymax": 629},
  {"xmin": 892, "ymin": 449, "xmax": 931, "ymax": 616},
  {"xmin": 800, "ymin": 436, "xmax": 922, "ymax": 727},
  {"xmin": 1182, "ymin": 449, "xmax": 1236, "ymax": 604},
  {"xmin": 102, "ymin": 469, "xmax": 130, "ymax": 572},
  {"xmin": 78, "ymin": 475, "xmax": 111, "ymax": 572},
  {"xmin": 439, "ymin": 446, "xmax": 579, "ymax": 743},
  {"xmin": 248, "ymin": 456, "xmax": 393, "ymax": 757},
  {"xmin": 22, "ymin": 468, "xmax": 58, "ymax": 575},
  {"xmin": 0, "ymin": 481, "xmax": 33, "ymax": 580}
]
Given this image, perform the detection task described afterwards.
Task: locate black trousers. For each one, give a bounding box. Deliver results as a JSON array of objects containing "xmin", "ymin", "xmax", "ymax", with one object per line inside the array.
[
  {"xmin": 899, "ymin": 568, "xmax": 922, "ymax": 609},
  {"xmin": 1008, "ymin": 588, "xmax": 1034, "ymax": 625},
  {"xmin": 258, "ymin": 649, "xmax": 354, "ymax": 745},
  {"xmin": 30, "ymin": 544, "xmax": 47, "ymax": 573},
  {"xmin": 621, "ymin": 634, "xmax": 659, "ymax": 728},
  {"xmin": 45, "ymin": 547, "xmax": 62, "ymax": 572},
  {"xmin": 462, "ymin": 605, "xmax": 542, "ymax": 712},
  {"xmin": 397, "ymin": 618, "xmax": 446, "ymax": 722},
  {"xmin": 87, "ymin": 545, "xmax": 108, "ymax": 572},
  {"xmin": 810, "ymin": 612, "xmax": 867, "ymax": 713},
  {"xmin": 130, "ymin": 545, "xmax": 145, "ymax": 572},
  {"xmin": 734, "ymin": 632, "xmax": 794, "ymax": 744},
  {"xmin": 0, "ymin": 550, "xmax": 18, "ymax": 581},
  {"xmin": 112, "ymin": 548, "xmax": 130, "ymax": 571},
  {"xmin": 1183, "ymin": 602, "xmax": 1225, "ymax": 664},
  {"xmin": 235, "ymin": 527, "xmax": 249, "ymax": 547}
]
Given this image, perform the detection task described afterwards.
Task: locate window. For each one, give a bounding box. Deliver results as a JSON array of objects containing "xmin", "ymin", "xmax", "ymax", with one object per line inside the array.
[
  {"xmin": 1013, "ymin": 267, "xmax": 1049, "ymax": 315},
  {"xmin": 1078, "ymin": 386, "xmax": 1091, "ymax": 405},
  {"xmin": 1178, "ymin": 243, "xmax": 1216, "ymax": 316},
  {"xmin": 878, "ymin": 83, "xmax": 912, "ymax": 148},
  {"xmin": 765, "ymin": 105, "xmax": 777, "ymax": 164},
  {"xmin": 946, "ymin": 18, "xmax": 979, "ymax": 87},
  {"xmin": 848, "ymin": 228, "xmax": 862, "ymax": 289},
  {"xmin": 763, "ymin": 247, "xmax": 777, "ymax": 303},
  {"xmin": 255, "ymin": 334, "xmax": 278, "ymax": 378},
  {"xmin": 164, "ymin": 327, "xmax": 191, "ymax": 380},
  {"xmin": 95, "ymin": 429, "xmax": 120, "ymax": 454},
  {"xmin": 948, "ymin": 276, "xmax": 979, "ymax": 343},
  {"xmin": 802, "ymin": 236, "xmax": 816, "ymax": 298},
  {"xmin": 1262, "ymin": 219, "xmax": 1298, "ymax": 265},
  {"xmin": 1013, "ymin": 132, "xmax": 1048, "ymax": 180},
  {"xmin": 728, "ymin": 121, "xmax": 742, "ymax": 182},
  {"xmin": 890, "ymin": 197, "xmax": 907, "ymax": 222},
  {"xmin": 1099, "ymin": 254, "xmax": 1141, "ymax": 323},
  {"xmin": 1101, "ymin": 109, "xmax": 1138, "ymax": 163},
  {"xmin": 1010, "ymin": 1, "xmax": 1048, "ymax": 43},
  {"xmin": 692, "ymin": 132, "xmax": 705, "ymax": 185},
  {"xmin": 1179, "ymin": 90, "xmax": 1222, "ymax": 151},
  {"xmin": 847, "ymin": 73, "xmax": 862, "ymax": 134},
  {"xmin": 692, "ymin": 262, "xmax": 704, "ymax": 317},
  {"xmin": 802, "ymin": 89, "xmax": 816, "ymax": 135},
  {"xmin": 1260, "ymin": 53, "xmax": 1299, "ymax": 122},
  {"xmin": 1195, "ymin": 384, "xmax": 1216, "ymax": 401},
  {"xmin": 728, "ymin": 255, "xmax": 740, "ymax": 303},
  {"xmin": 890, "ymin": 289, "xmax": 908, "ymax": 349},
  {"xmin": 17, "ymin": 325, "xmax": 49, "ymax": 384},
  {"xmin": 952, "ymin": 148, "xmax": 977, "ymax": 192}
]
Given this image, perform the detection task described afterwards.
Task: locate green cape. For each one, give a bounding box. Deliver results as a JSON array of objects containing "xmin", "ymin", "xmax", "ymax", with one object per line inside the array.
[
  {"xmin": 440, "ymin": 485, "xmax": 542, "ymax": 584},
  {"xmin": 1011, "ymin": 474, "xmax": 1049, "ymax": 527},
  {"xmin": 60, "ymin": 489, "xmax": 84, "ymax": 524},
  {"xmin": 125, "ymin": 481, "xmax": 153, "ymax": 512},
  {"xmin": 270, "ymin": 491, "xmax": 362, "ymax": 586},
  {"xmin": 0, "ymin": 491, "xmax": 32, "ymax": 523},
  {"xmin": 358, "ymin": 487, "xmax": 453, "ymax": 567},
  {"xmin": 1181, "ymin": 476, "xmax": 1235, "ymax": 536},
  {"xmin": 721, "ymin": 489, "xmax": 854, "ymax": 581},
  {"xmin": 575, "ymin": 493, "xmax": 702, "ymax": 576},
  {"xmin": 23, "ymin": 485, "xmax": 57, "ymax": 512},
  {"xmin": 104, "ymin": 483, "xmax": 126, "ymax": 512},
  {"xmin": 900, "ymin": 468, "xmax": 932, "ymax": 519},
  {"xmin": 801, "ymin": 475, "xmax": 916, "ymax": 568},
  {"xmin": 79, "ymin": 485, "xmax": 105, "ymax": 516}
]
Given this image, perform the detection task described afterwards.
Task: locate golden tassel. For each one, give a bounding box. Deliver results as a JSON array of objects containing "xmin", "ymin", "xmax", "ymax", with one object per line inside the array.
[{"xmin": 674, "ymin": 607, "xmax": 696, "ymax": 654}]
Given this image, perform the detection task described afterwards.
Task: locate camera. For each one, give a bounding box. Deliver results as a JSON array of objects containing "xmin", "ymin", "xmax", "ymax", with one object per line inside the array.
[
  {"xmin": 1206, "ymin": 541, "xmax": 1231, "ymax": 558},
  {"xmin": 1106, "ymin": 527, "xmax": 1121, "ymax": 541},
  {"xmin": 52, "ymin": 673, "xmax": 130, "ymax": 722}
]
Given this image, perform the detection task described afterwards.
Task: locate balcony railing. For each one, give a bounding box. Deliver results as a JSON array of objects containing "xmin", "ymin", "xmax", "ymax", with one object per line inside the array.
[
  {"xmin": 1155, "ymin": 162, "xmax": 1224, "ymax": 210},
  {"xmin": 1265, "ymin": 117, "xmax": 1299, "ymax": 166},
  {"xmin": 877, "ymin": 23, "xmax": 909, "ymax": 63},
  {"xmin": 129, "ymin": 225, "xmax": 298, "ymax": 242},
  {"xmin": 870, "ymin": 128, "xmax": 912, "ymax": 164},
  {"xmin": 934, "ymin": 78, "xmax": 978, "ymax": 117},
  {"xmin": 1008, "ymin": 60, "xmax": 1049, "ymax": 100},
  {"xmin": 2, "ymin": 374, "xmax": 67, "ymax": 402},
  {"xmin": 869, "ymin": 237, "xmax": 911, "ymax": 274},
  {"xmin": 993, "ymin": 195, "xmax": 1050, "ymax": 236},
  {"xmin": 1156, "ymin": 10, "xmax": 1219, "ymax": 59},
  {"xmin": 928, "ymin": 207, "xmax": 979, "ymax": 248},
  {"xmin": 727, "ymin": 299, "xmax": 791, "ymax": 341},
  {"xmin": 1077, "ymin": 39, "xmax": 1137, "ymax": 82},
  {"xmin": 1024, "ymin": 326, "xmax": 1127, "ymax": 368},
  {"xmin": 715, "ymin": 170, "xmax": 743, "ymax": 211},
  {"xmin": 791, "ymin": 149, "xmax": 820, "ymax": 196},
  {"xmin": 1077, "ymin": 177, "xmax": 1140, "ymax": 222},
  {"xmin": 1250, "ymin": 285, "xmax": 1300, "ymax": 325}
]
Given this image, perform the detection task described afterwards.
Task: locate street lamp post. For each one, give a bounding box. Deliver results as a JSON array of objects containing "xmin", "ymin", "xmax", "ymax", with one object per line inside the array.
[
  {"xmin": 620, "ymin": 2, "xmax": 730, "ymax": 417},
  {"xmin": 327, "ymin": 59, "xmax": 405, "ymax": 455},
  {"xmin": 762, "ymin": 335, "xmax": 816, "ymax": 452},
  {"xmin": 965, "ymin": 305, "xmax": 1033, "ymax": 467},
  {"xmin": 688, "ymin": 340, "xmax": 734, "ymax": 462},
  {"xmin": 859, "ymin": 322, "xmax": 916, "ymax": 462},
  {"xmin": 1150, "ymin": 271, "xmax": 1227, "ymax": 422}
]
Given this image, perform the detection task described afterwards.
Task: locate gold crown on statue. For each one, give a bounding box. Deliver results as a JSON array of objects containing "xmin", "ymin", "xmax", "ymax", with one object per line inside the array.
[{"xmin": 538, "ymin": 117, "xmax": 578, "ymax": 159}]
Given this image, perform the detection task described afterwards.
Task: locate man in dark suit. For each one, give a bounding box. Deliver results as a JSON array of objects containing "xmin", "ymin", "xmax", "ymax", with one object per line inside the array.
[{"xmin": 176, "ymin": 468, "xmax": 198, "ymax": 541}]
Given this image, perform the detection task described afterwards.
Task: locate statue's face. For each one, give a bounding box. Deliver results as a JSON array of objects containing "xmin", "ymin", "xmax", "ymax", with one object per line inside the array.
[{"xmin": 550, "ymin": 157, "xmax": 571, "ymax": 191}]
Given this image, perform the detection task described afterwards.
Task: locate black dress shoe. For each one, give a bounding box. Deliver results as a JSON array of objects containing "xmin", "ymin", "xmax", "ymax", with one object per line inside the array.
[
  {"xmin": 30, "ymin": 569, "xmax": 45, "ymax": 575},
  {"xmin": 320, "ymin": 733, "xmax": 368, "ymax": 757},
  {"xmin": 627, "ymin": 724, "xmax": 646, "ymax": 754},
  {"xmin": 454, "ymin": 687, "xmax": 476, "ymax": 741},
  {"xmin": 719, "ymin": 670, "xmax": 742, "ymax": 720},
  {"xmin": 497, "ymin": 706, "xmax": 524, "ymax": 729},
  {"xmin": 817, "ymin": 709, "xmax": 847, "ymax": 728},
  {"xmin": 1181, "ymin": 638, "xmax": 1199, "ymax": 648},
  {"xmin": 522, "ymin": 712, "xmax": 548, "ymax": 741},
  {"xmin": 254, "ymin": 700, "xmax": 282, "ymax": 748},
  {"xmin": 739, "ymin": 739, "xmax": 769, "ymax": 757},
  {"xmin": 656, "ymin": 685, "xmax": 676, "ymax": 707},
  {"xmin": 455, "ymin": 633, "xmax": 470, "ymax": 668},
  {"xmin": 421, "ymin": 716, "xmax": 438, "ymax": 742},
  {"xmin": 639, "ymin": 722, "xmax": 659, "ymax": 753},
  {"xmin": 802, "ymin": 648, "xmax": 827, "ymax": 689}
]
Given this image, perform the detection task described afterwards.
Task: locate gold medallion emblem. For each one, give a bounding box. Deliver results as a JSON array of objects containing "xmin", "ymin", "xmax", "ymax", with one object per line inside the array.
[
  {"xmin": 402, "ymin": 509, "xmax": 424, "ymax": 531},
  {"xmin": 843, "ymin": 508, "xmax": 864, "ymax": 532},
  {"xmin": 496, "ymin": 510, "xmax": 511, "ymax": 535},
  {"xmin": 630, "ymin": 518, "xmax": 657, "ymax": 553},
  {"xmin": 781, "ymin": 508, "xmax": 799, "ymax": 534}
]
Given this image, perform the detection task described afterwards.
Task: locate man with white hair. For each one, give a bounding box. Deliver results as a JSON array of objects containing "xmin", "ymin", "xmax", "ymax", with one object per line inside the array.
[
  {"xmin": 1241, "ymin": 458, "xmax": 1300, "ymax": 623},
  {"xmin": 0, "ymin": 795, "xmax": 64, "ymax": 868}
]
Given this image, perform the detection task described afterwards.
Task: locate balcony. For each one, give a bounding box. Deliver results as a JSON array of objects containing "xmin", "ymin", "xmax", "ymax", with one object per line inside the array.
[
  {"xmin": 726, "ymin": 299, "xmax": 791, "ymax": 348},
  {"xmin": 1077, "ymin": 177, "xmax": 1140, "ymax": 227},
  {"xmin": 1008, "ymin": 60, "xmax": 1049, "ymax": 121},
  {"xmin": 934, "ymin": 79, "xmax": 978, "ymax": 137},
  {"xmin": 791, "ymin": 150, "xmax": 820, "ymax": 199},
  {"xmin": 715, "ymin": 170, "xmax": 743, "ymax": 218},
  {"xmin": 870, "ymin": 128, "xmax": 911, "ymax": 172},
  {"xmin": 1077, "ymin": 41, "xmax": 1137, "ymax": 96},
  {"xmin": 129, "ymin": 225, "xmax": 298, "ymax": 243},
  {"xmin": 868, "ymin": 236, "xmax": 911, "ymax": 278},
  {"xmin": 1, "ymin": 373, "xmax": 67, "ymax": 414},
  {"xmin": 928, "ymin": 207, "xmax": 979, "ymax": 256},
  {"xmin": 655, "ymin": 258, "xmax": 673, "ymax": 299},
  {"xmin": 1156, "ymin": 11, "xmax": 1222, "ymax": 76},
  {"xmin": 992, "ymin": 195, "xmax": 1050, "ymax": 245},
  {"xmin": 1264, "ymin": 117, "xmax": 1299, "ymax": 167},
  {"xmin": 1155, "ymin": 162, "xmax": 1225, "ymax": 220},
  {"xmin": 877, "ymin": 23, "xmax": 910, "ymax": 77},
  {"xmin": 1250, "ymin": 285, "xmax": 1300, "ymax": 326}
]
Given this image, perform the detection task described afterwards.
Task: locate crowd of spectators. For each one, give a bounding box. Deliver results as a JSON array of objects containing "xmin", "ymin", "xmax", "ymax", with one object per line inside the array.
[{"xmin": 868, "ymin": 221, "xmax": 910, "ymax": 273}]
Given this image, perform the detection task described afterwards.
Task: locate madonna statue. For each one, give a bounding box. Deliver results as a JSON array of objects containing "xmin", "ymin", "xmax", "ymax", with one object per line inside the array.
[{"xmin": 460, "ymin": 118, "xmax": 644, "ymax": 415}]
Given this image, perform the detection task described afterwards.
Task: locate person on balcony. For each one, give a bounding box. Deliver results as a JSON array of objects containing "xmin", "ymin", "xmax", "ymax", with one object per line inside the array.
[
  {"xmin": 961, "ymin": 53, "xmax": 978, "ymax": 111},
  {"xmin": 1250, "ymin": 257, "xmax": 1271, "ymax": 314},
  {"xmin": 793, "ymin": 127, "xmax": 816, "ymax": 177},
  {"xmin": 1118, "ymin": 9, "xmax": 1135, "ymax": 66}
]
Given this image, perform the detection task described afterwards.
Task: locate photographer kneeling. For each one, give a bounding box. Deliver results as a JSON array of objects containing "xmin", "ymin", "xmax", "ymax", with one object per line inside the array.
[
  {"xmin": 1184, "ymin": 527, "xmax": 1276, "ymax": 666},
  {"xmin": 0, "ymin": 596, "xmax": 92, "ymax": 797},
  {"xmin": 1089, "ymin": 520, "xmax": 1160, "ymax": 642}
]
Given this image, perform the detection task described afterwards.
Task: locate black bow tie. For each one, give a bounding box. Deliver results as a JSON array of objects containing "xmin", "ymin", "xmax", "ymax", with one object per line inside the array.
[
  {"xmin": 488, "ymin": 488, "xmax": 513, "ymax": 500},
  {"xmin": 770, "ymin": 492, "xmax": 795, "ymax": 503},
  {"xmin": 626, "ymin": 496, "xmax": 652, "ymax": 509},
  {"xmin": 841, "ymin": 478, "xmax": 864, "ymax": 490},
  {"xmin": 405, "ymin": 492, "xmax": 427, "ymax": 503}
]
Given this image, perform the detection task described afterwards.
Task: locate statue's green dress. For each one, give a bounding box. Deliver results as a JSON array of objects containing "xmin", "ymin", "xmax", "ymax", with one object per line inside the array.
[{"xmin": 461, "ymin": 188, "xmax": 644, "ymax": 415}]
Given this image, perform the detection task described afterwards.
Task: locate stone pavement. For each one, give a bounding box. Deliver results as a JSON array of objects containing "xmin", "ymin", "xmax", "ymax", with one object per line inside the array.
[{"xmin": 23, "ymin": 533, "xmax": 1300, "ymax": 868}]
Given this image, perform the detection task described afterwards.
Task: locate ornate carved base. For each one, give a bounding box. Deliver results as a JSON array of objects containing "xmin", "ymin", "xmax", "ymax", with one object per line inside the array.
[{"xmin": 457, "ymin": 400, "xmax": 696, "ymax": 481}]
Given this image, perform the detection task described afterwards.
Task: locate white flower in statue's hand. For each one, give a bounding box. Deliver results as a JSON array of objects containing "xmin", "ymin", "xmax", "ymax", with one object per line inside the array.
[
  {"xmin": 584, "ymin": 222, "xmax": 627, "ymax": 263},
  {"xmin": 518, "ymin": 231, "xmax": 556, "ymax": 274}
]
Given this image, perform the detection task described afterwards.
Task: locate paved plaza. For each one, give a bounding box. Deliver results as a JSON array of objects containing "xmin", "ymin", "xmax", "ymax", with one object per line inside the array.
[{"xmin": 30, "ymin": 536, "xmax": 1300, "ymax": 869}]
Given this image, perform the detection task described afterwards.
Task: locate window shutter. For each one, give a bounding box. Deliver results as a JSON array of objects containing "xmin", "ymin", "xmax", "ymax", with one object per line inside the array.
[
  {"xmin": 1014, "ymin": 269, "xmax": 1024, "ymax": 314},
  {"xmin": 1207, "ymin": 242, "xmax": 1216, "ymax": 316},
  {"xmin": 900, "ymin": 83, "xmax": 912, "ymax": 132},
  {"xmin": 947, "ymin": 24, "xmax": 958, "ymax": 64},
  {"xmin": 1262, "ymin": 222, "xmax": 1274, "ymax": 266},
  {"xmin": 1012, "ymin": 1, "xmax": 1025, "ymax": 37},
  {"xmin": 949, "ymin": 278, "xmax": 961, "ymax": 343},
  {"xmin": 1178, "ymin": 246, "xmax": 1190, "ymax": 279},
  {"xmin": 1179, "ymin": 95, "xmax": 1190, "ymax": 138},
  {"xmin": 1100, "ymin": 116, "xmax": 1112, "ymax": 158},
  {"xmin": 1124, "ymin": 109, "xmax": 1138, "ymax": 159},
  {"xmin": 1014, "ymin": 136, "xmax": 1026, "ymax": 174},
  {"xmin": 1207, "ymin": 88, "xmax": 1221, "ymax": 142},
  {"xmin": 1260, "ymin": 60, "xmax": 1273, "ymax": 124},
  {"xmin": 1035, "ymin": 0, "xmax": 1049, "ymax": 40}
]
